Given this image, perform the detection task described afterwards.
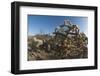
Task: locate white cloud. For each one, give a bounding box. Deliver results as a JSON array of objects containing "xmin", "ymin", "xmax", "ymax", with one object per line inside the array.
[
  {"xmin": 84, "ymin": 27, "xmax": 88, "ymax": 37},
  {"xmin": 28, "ymin": 32, "xmax": 35, "ymax": 36}
]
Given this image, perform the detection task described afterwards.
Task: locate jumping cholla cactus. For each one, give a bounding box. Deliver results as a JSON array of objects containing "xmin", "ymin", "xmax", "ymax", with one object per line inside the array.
[{"xmin": 52, "ymin": 20, "xmax": 88, "ymax": 59}]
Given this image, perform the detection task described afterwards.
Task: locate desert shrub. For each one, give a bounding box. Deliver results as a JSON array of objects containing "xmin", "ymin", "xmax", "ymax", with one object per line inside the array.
[{"xmin": 28, "ymin": 39, "xmax": 38, "ymax": 51}]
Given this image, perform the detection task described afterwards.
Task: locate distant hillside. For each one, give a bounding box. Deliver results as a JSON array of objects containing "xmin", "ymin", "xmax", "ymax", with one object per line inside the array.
[{"xmin": 28, "ymin": 34, "xmax": 52, "ymax": 40}]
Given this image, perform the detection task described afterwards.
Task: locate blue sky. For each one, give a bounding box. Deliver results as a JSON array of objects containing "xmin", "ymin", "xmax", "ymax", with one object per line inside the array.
[{"xmin": 28, "ymin": 15, "xmax": 88, "ymax": 36}]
